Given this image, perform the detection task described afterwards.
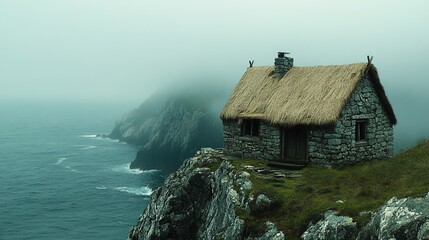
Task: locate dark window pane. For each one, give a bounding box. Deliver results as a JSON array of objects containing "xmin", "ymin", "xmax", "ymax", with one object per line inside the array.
[
  {"xmin": 252, "ymin": 120, "xmax": 260, "ymax": 136},
  {"xmin": 242, "ymin": 120, "xmax": 252, "ymax": 135},
  {"xmin": 241, "ymin": 119, "xmax": 260, "ymax": 136},
  {"xmin": 356, "ymin": 120, "xmax": 367, "ymax": 141}
]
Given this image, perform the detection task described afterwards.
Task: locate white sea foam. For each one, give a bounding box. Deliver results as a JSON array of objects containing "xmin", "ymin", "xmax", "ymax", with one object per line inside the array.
[
  {"xmin": 77, "ymin": 133, "xmax": 129, "ymax": 146},
  {"xmin": 55, "ymin": 158, "xmax": 79, "ymax": 172},
  {"xmin": 114, "ymin": 186, "xmax": 153, "ymax": 196},
  {"xmin": 55, "ymin": 157, "xmax": 67, "ymax": 165},
  {"xmin": 78, "ymin": 134, "xmax": 97, "ymax": 138},
  {"xmin": 96, "ymin": 137, "xmax": 120, "ymax": 143},
  {"xmin": 112, "ymin": 163, "xmax": 160, "ymax": 175},
  {"xmin": 63, "ymin": 166, "xmax": 79, "ymax": 173},
  {"xmin": 81, "ymin": 145, "xmax": 97, "ymax": 150},
  {"xmin": 96, "ymin": 186, "xmax": 107, "ymax": 190}
]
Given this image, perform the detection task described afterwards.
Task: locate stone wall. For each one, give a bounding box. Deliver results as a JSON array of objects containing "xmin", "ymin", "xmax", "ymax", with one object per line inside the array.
[
  {"xmin": 308, "ymin": 75, "xmax": 394, "ymax": 167},
  {"xmin": 223, "ymin": 75, "xmax": 394, "ymax": 167},
  {"xmin": 223, "ymin": 120, "xmax": 281, "ymax": 160}
]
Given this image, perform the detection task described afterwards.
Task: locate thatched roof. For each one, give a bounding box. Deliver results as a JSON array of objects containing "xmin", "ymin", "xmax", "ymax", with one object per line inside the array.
[{"xmin": 221, "ymin": 63, "xmax": 397, "ymax": 126}]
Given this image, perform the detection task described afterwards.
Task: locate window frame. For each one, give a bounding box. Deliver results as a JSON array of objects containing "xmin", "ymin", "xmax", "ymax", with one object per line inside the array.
[
  {"xmin": 355, "ymin": 119, "xmax": 368, "ymax": 142},
  {"xmin": 241, "ymin": 119, "xmax": 260, "ymax": 137}
]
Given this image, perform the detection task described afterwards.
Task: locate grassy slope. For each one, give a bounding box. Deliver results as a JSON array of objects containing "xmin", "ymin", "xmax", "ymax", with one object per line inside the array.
[{"xmin": 231, "ymin": 140, "xmax": 429, "ymax": 239}]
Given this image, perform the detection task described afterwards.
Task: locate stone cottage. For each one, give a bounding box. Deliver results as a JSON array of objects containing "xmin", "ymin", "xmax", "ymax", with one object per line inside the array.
[{"xmin": 220, "ymin": 52, "xmax": 397, "ymax": 167}]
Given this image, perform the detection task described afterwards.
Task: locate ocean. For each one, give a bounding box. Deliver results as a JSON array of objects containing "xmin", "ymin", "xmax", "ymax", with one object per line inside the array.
[{"xmin": 0, "ymin": 101, "xmax": 164, "ymax": 239}]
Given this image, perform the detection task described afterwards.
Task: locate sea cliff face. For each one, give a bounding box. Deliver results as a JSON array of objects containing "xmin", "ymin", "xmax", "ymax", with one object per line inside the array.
[
  {"xmin": 128, "ymin": 149, "xmax": 429, "ymax": 240},
  {"xmin": 128, "ymin": 148, "xmax": 284, "ymax": 240},
  {"xmin": 109, "ymin": 89, "xmax": 224, "ymax": 172}
]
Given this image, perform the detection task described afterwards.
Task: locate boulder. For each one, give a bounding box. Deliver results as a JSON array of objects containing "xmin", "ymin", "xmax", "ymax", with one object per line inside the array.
[
  {"xmin": 301, "ymin": 211, "xmax": 357, "ymax": 240},
  {"xmin": 357, "ymin": 194, "xmax": 429, "ymax": 240},
  {"xmin": 248, "ymin": 222, "xmax": 285, "ymax": 240}
]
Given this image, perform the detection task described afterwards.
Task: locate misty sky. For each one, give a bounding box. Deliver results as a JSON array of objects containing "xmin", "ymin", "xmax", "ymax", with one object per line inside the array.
[{"xmin": 1, "ymin": 0, "xmax": 428, "ymax": 150}]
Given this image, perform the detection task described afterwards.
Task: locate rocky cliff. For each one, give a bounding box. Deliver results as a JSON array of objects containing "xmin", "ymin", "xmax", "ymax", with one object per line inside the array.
[
  {"xmin": 128, "ymin": 148, "xmax": 429, "ymax": 240},
  {"xmin": 128, "ymin": 148, "xmax": 284, "ymax": 240},
  {"xmin": 109, "ymin": 88, "xmax": 225, "ymax": 172}
]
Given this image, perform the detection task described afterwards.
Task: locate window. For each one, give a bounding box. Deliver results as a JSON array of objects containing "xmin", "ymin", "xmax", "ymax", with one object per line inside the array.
[
  {"xmin": 241, "ymin": 119, "xmax": 260, "ymax": 136},
  {"xmin": 355, "ymin": 120, "xmax": 368, "ymax": 141}
]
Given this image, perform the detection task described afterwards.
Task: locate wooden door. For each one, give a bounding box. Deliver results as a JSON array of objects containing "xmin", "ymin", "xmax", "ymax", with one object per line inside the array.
[{"xmin": 282, "ymin": 126, "xmax": 308, "ymax": 162}]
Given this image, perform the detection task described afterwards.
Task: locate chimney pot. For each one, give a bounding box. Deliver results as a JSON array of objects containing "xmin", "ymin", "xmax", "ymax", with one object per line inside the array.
[{"xmin": 277, "ymin": 52, "xmax": 289, "ymax": 58}]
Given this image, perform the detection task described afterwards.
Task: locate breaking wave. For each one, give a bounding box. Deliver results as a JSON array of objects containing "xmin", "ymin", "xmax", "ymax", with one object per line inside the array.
[
  {"xmin": 77, "ymin": 134, "xmax": 97, "ymax": 138},
  {"xmin": 113, "ymin": 186, "xmax": 153, "ymax": 196},
  {"xmin": 98, "ymin": 138, "xmax": 120, "ymax": 143},
  {"xmin": 112, "ymin": 163, "xmax": 159, "ymax": 175},
  {"xmin": 77, "ymin": 134, "xmax": 120, "ymax": 143}
]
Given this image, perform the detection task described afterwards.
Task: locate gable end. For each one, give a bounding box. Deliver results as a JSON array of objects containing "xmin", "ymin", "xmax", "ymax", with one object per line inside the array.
[{"xmin": 366, "ymin": 65, "xmax": 397, "ymax": 125}]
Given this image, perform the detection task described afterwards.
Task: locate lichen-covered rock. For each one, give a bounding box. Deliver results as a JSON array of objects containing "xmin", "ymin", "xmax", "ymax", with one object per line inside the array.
[
  {"xmin": 248, "ymin": 222, "xmax": 285, "ymax": 240},
  {"xmin": 251, "ymin": 194, "xmax": 272, "ymax": 214},
  {"xmin": 357, "ymin": 194, "xmax": 429, "ymax": 240},
  {"xmin": 256, "ymin": 194, "xmax": 271, "ymax": 207},
  {"xmin": 301, "ymin": 211, "xmax": 357, "ymax": 240},
  {"xmin": 128, "ymin": 148, "xmax": 429, "ymax": 240},
  {"xmin": 418, "ymin": 221, "xmax": 429, "ymax": 240},
  {"xmin": 128, "ymin": 149, "xmax": 284, "ymax": 240}
]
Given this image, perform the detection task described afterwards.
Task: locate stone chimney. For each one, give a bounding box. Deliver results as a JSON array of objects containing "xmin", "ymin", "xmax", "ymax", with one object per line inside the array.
[{"xmin": 274, "ymin": 52, "xmax": 293, "ymax": 78}]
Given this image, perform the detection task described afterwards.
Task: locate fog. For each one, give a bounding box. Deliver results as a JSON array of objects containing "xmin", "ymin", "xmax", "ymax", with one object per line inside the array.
[{"xmin": 1, "ymin": 0, "xmax": 428, "ymax": 151}]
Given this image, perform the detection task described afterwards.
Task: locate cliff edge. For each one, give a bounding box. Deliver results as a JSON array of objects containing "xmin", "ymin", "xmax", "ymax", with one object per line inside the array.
[
  {"xmin": 128, "ymin": 148, "xmax": 284, "ymax": 240},
  {"xmin": 128, "ymin": 141, "xmax": 429, "ymax": 239}
]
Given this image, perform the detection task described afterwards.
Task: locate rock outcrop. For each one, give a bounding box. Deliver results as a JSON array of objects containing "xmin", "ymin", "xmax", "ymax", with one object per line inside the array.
[
  {"xmin": 301, "ymin": 211, "xmax": 357, "ymax": 240},
  {"xmin": 301, "ymin": 194, "xmax": 429, "ymax": 240},
  {"xmin": 109, "ymin": 88, "xmax": 225, "ymax": 172},
  {"xmin": 357, "ymin": 194, "xmax": 429, "ymax": 240},
  {"xmin": 128, "ymin": 148, "xmax": 285, "ymax": 240},
  {"xmin": 128, "ymin": 148, "xmax": 429, "ymax": 240}
]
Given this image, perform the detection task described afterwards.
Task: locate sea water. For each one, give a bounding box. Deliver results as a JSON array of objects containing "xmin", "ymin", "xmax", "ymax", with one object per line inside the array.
[{"xmin": 0, "ymin": 101, "xmax": 164, "ymax": 239}]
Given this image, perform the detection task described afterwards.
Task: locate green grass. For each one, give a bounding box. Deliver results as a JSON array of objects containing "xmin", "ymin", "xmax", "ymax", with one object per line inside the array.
[{"xmin": 231, "ymin": 140, "xmax": 429, "ymax": 239}]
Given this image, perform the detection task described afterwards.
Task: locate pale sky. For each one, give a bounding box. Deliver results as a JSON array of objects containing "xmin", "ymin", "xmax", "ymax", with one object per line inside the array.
[{"xmin": 1, "ymin": 0, "xmax": 428, "ymax": 149}]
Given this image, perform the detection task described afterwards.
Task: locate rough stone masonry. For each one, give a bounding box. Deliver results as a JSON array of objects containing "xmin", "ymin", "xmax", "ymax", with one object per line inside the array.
[{"xmin": 223, "ymin": 75, "xmax": 393, "ymax": 167}]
